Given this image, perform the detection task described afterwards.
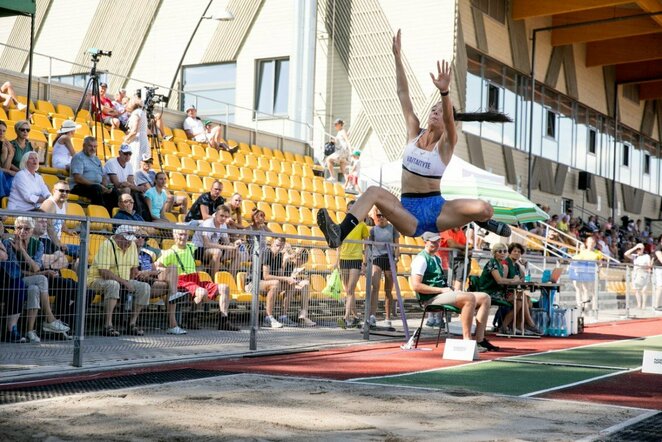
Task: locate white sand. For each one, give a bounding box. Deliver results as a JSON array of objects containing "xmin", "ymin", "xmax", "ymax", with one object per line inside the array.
[{"xmin": 0, "ymin": 373, "xmax": 649, "ymax": 441}]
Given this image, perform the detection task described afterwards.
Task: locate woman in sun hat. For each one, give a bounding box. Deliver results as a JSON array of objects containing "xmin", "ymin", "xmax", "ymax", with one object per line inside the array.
[{"xmin": 52, "ymin": 120, "xmax": 81, "ymax": 171}]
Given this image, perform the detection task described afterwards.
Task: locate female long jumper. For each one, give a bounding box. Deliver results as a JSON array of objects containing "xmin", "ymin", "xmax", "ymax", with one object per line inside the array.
[{"xmin": 317, "ymin": 30, "xmax": 511, "ymax": 248}]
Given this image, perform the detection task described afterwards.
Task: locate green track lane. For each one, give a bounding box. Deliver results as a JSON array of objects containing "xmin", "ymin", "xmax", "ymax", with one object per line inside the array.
[
  {"xmin": 507, "ymin": 336, "xmax": 662, "ymax": 369},
  {"xmin": 360, "ymin": 362, "xmax": 615, "ymax": 396}
]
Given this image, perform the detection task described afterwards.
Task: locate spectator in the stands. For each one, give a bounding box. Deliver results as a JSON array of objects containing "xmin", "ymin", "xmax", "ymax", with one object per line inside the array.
[
  {"xmin": 51, "ymin": 120, "xmax": 80, "ymax": 171},
  {"xmin": 227, "ymin": 192, "xmax": 244, "ymax": 229},
  {"xmin": 87, "ymin": 225, "xmax": 151, "ymax": 337},
  {"xmin": 134, "ymin": 154, "xmax": 156, "ymax": 191},
  {"xmin": 91, "ymin": 82, "xmax": 121, "ymax": 129},
  {"xmin": 182, "ymin": 105, "xmax": 207, "ymax": 143},
  {"xmin": 7, "ymin": 151, "xmax": 50, "ymax": 211},
  {"xmin": 191, "ymin": 205, "xmax": 240, "ymax": 280},
  {"xmin": 112, "ymin": 88, "xmax": 129, "ymax": 130},
  {"xmin": 39, "ymin": 180, "xmax": 80, "ymax": 260},
  {"xmin": 133, "ymin": 229, "xmax": 179, "ymax": 315},
  {"xmin": 0, "ymin": 239, "xmax": 27, "ymax": 343},
  {"xmin": 0, "ymin": 81, "xmax": 27, "ymax": 112},
  {"xmin": 104, "ymin": 144, "xmax": 151, "ymax": 219},
  {"xmin": 184, "ymin": 179, "xmax": 225, "ymax": 224},
  {"xmin": 113, "ymin": 192, "xmax": 145, "ymax": 223},
  {"xmin": 156, "ymin": 227, "xmax": 238, "ymax": 333},
  {"xmin": 6, "ymin": 217, "xmax": 70, "ymax": 343},
  {"xmin": 70, "ymin": 136, "xmax": 117, "ymax": 212},
  {"xmin": 10, "ymin": 120, "xmax": 33, "ymax": 171},
  {"xmin": 145, "ymin": 172, "xmax": 175, "ymax": 222},
  {"xmin": 202, "ymin": 120, "xmax": 235, "ymax": 153},
  {"xmin": 0, "ymin": 120, "xmax": 16, "ymax": 198},
  {"xmin": 367, "ymin": 207, "xmax": 399, "ymax": 328},
  {"xmin": 281, "ymin": 247, "xmax": 316, "ymax": 327},
  {"xmin": 325, "ymin": 118, "xmax": 351, "ymax": 182},
  {"xmin": 123, "ymin": 95, "xmax": 150, "ymax": 173}
]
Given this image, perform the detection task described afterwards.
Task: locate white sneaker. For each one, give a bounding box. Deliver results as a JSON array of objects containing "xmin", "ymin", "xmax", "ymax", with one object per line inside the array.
[
  {"xmin": 43, "ymin": 319, "xmax": 70, "ymax": 333},
  {"xmin": 381, "ymin": 320, "xmax": 392, "ymax": 328},
  {"xmin": 166, "ymin": 326, "xmax": 187, "ymax": 335},
  {"xmin": 263, "ymin": 316, "xmax": 283, "ymax": 328},
  {"xmin": 26, "ymin": 330, "xmax": 41, "ymax": 343}
]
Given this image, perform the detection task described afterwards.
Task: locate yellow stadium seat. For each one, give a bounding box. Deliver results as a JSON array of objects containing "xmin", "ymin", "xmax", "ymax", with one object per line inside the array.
[
  {"xmin": 226, "ymin": 139, "xmax": 238, "ymax": 151},
  {"xmin": 333, "ymin": 182, "xmax": 345, "ymax": 197},
  {"xmin": 324, "ymin": 195, "xmax": 337, "ymax": 211},
  {"xmin": 241, "ymin": 200, "xmax": 256, "ymax": 220},
  {"xmin": 294, "ymin": 153, "xmax": 305, "ymax": 164},
  {"xmin": 302, "ymin": 165, "xmax": 314, "ymax": 178},
  {"xmin": 262, "ymin": 185, "xmax": 277, "ymax": 204},
  {"xmin": 280, "ymin": 161, "xmax": 293, "ymax": 175},
  {"xmin": 336, "ymin": 196, "xmax": 347, "ymax": 212},
  {"xmin": 234, "ymin": 181, "xmax": 249, "ymax": 199},
  {"xmin": 218, "ymin": 150, "xmax": 233, "ymax": 165},
  {"xmin": 273, "ymin": 149, "xmax": 285, "ymax": 161},
  {"xmin": 304, "ymin": 155, "xmax": 315, "ymax": 167},
  {"xmin": 215, "ymin": 271, "xmax": 246, "ymax": 299},
  {"xmin": 238, "ymin": 166, "xmax": 252, "ymax": 183},
  {"xmin": 160, "ymin": 140, "xmax": 177, "ymax": 155},
  {"xmin": 277, "ymin": 173, "xmax": 291, "ymax": 189},
  {"xmin": 232, "ymin": 151, "xmax": 246, "ymax": 167},
  {"xmin": 261, "ymin": 145, "xmax": 273, "ymax": 158},
  {"xmin": 65, "ymin": 202, "xmax": 85, "ymax": 230},
  {"xmin": 284, "ymin": 151, "xmax": 295, "ymax": 163},
  {"xmin": 162, "ymin": 154, "xmax": 181, "ymax": 172},
  {"xmin": 288, "ymin": 189, "xmax": 302, "ymax": 206},
  {"xmin": 219, "ymin": 179, "xmax": 233, "ymax": 198},
  {"xmin": 86, "ymin": 204, "xmax": 112, "ymax": 232},
  {"xmin": 301, "ymin": 191, "xmax": 314, "ymax": 209},
  {"xmin": 162, "ymin": 126, "xmax": 173, "ymax": 138},
  {"xmin": 247, "ymin": 183, "xmax": 262, "ymax": 201},
  {"xmin": 288, "ymin": 175, "xmax": 301, "ymax": 192},
  {"xmin": 309, "ymin": 248, "xmax": 327, "ymax": 271},
  {"xmin": 238, "ymin": 142, "xmax": 250, "ymax": 154},
  {"xmin": 300, "ymin": 207, "xmax": 314, "ymax": 225},
  {"xmin": 168, "ymin": 172, "xmax": 187, "ymax": 191},
  {"xmin": 312, "ymin": 193, "xmax": 325, "ymax": 209},
  {"xmin": 226, "ymin": 164, "xmax": 240, "ymax": 181},
  {"xmin": 282, "ymin": 223, "xmax": 298, "ymax": 237},
  {"xmin": 179, "ymin": 157, "xmax": 196, "ymax": 174},
  {"xmin": 297, "ymin": 225, "xmax": 312, "ymax": 246},
  {"xmin": 41, "ymin": 173, "xmax": 59, "ymax": 190},
  {"xmin": 285, "ymin": 205, "xmax": 300, "ymax": 224},
  {"xmin": 250, "ymin": 144, "xmax": 262, "ymax": 156},
  {"xmin": 36, "ymin": 100, "xmax": 65, "ymax": 119},
  {"xmin": 191, "ymin": 145, "xmax": 206, "ymax": 161},
  {"xmin": 55, "ymin": 104, "xmax": 75, "ymax": 119},
  {"xmin": 267, "ymin": 222, "xmax": 283, "ymax": 236},
  {"xmin": 32, "ymin": 114, "xmax": 55, "ymax": 133},
  {"xmin": 312, "ymin": 177, "xmax": 325, "ymax": 194},
  {"xmin": 323, "ymin": 181, "xmax": 335, "ymax": 196},
  {"xmin": 257, "ymin": 157, "xmax": 271, "ymax": 172},
  {"xmin": 274, "ymin": 187, "xmax": 289, "ymax": 205},
  {"xmin": 176, "ymin": 142, "xmax": 192, "ymax": 158},
  {"xmin": 244, "ymin": 153, "xmax": 258, "ymax": 170},
  {"xmin": 301, "ymin": 177, "xmax": 314, "ymax": 193},
  {"xmin": 265, "ymin": 170, "xmax": 279, "ymax": 187},
  {"xmin": 76, "ymin": 109, "xmax": 91, "ymax": 123},
  {"xmin": 269, "ymin": 158, "xmax": 282, "ymax": 173},
  {"xmin": 172, "ymin": 128, "xmax": 188, "ymax": 143},
  {"xmin": 234, "ymin": 272, "xmax": 256, "ymax": 302},
  {"xmin": 271, "ymin": 203, "xmax": 288, "ymax": 224},
  {"xmin": 253, "ymin": 169, "xmax": 267, "ymax": 186},
  {"xmin": 186, "ymin": 174, "xmax": 204, "ymax": 193},
  {"xmin": 211, "ymin": 162, "xmax": 225, "ymax": 179},
  {"xmin": 196, "ymin": 159, "xmax": 212, "ymax": 177},
  {"xmin": 202, "ymin": 176, "xmax": 217, "ymax": 193},
  {"xmin": 205, "ymin": 147, "xmax": 220, "ymax": 163}
]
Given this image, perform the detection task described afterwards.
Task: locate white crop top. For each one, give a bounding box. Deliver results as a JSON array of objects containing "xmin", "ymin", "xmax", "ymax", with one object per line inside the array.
[{"xmin": 401, "ymin": 131, "xmax": 447, "ymax": 179}]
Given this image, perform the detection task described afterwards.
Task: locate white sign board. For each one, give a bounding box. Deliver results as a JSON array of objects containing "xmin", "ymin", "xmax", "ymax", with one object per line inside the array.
[
  {"xmin": 642, "ymin": 350, "xmax": 662, "ymax": 374},
  {"xmin": 442, "ymin": 338, "xmax": 478, "ymax": 361}
]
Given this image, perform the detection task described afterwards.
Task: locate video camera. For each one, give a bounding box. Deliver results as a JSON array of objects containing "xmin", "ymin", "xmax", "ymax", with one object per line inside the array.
[
  {"xmin": 87, "ymin": 48, "xmax": 112, "ymax": 58},
  {"xmin": 137, "ymin": 86, "xmax": 169, "ymax": 118}
]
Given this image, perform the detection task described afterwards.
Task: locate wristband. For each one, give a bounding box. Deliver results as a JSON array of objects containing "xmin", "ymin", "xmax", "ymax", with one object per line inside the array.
[{"xmin": 440, "ymin": 90, "xmax": 449, "ymax": 96}]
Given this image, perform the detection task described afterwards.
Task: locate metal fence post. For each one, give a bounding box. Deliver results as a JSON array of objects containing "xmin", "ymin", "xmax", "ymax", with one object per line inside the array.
[
  {"xmin": 72, "ymin": 219, "xmax": 90, "ymax": 368},
  {"xmin": 362, "ymin": 249, "xmax": 373, "ymax": 340},
  {"xmin": 248, "ymin": 233, "xmax": 263, "ymax": 351},
  {"xmin": 625, "ymin": 265, "xmax": 631, "ymax": 318}
]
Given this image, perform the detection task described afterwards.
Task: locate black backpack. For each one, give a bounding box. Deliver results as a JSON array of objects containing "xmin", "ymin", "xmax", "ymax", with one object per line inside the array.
[{"xmin": 324, "ymin": 141, "xmax": 336, "ymax": 156}]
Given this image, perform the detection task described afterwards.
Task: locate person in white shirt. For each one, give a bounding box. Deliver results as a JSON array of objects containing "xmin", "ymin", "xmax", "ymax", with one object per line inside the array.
[
  {"xmin": 182, "ymin": 105, "xmax": 207, "ymax": 143},
  {"xmin": 51, "ymin": 120, "xmax": 80, "ymax": 171},
  {"xmin": 191, "ymin": 205, "xmax": 239, "ymax": 278},
  {"xmin": 625, "ymin": 243, "xmax": 652, "ymax": 309},
  {"xmin": 7, "ymin": 151, "xmax": 50, "ymax": 211},
  {"xmin": 103, "ymin": 144, "xmax": 139, "ymax": 193}
]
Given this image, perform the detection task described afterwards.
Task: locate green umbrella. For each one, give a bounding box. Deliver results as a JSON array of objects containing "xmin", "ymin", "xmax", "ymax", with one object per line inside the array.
[{"xmin": 441, "ymin": 177, "xmax": 549, "ymax": 224}]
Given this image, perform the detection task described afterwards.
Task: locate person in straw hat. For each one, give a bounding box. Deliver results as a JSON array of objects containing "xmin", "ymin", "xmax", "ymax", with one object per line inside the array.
[{"xmin": 52, "ymin": 120, "xmax": 81, "ymax": 171}]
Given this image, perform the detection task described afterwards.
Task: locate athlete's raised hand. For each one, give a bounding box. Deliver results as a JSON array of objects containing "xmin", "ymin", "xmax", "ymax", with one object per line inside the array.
[{"xmin": 430, "ymin": 59, "xmax": 452, "ymax": 93}]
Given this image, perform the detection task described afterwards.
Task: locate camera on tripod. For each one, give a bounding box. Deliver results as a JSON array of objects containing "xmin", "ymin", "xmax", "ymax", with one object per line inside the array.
[
  {"xmin": 138, "ymin": 86, "xmax": 169, "ymax": 118},
  {"xmin": 87, "ymin": 48, "xmax": 112, "ymax": 58}
]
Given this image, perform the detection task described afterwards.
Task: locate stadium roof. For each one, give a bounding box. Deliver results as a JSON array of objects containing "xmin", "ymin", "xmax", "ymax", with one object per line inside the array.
[
  {"xmin": 0, "ymin": 0, "xmax": 35, "ymax": 17},
  {"xmin": 512, "ymin": 0, "xmax": 662, "ymax": 100}
]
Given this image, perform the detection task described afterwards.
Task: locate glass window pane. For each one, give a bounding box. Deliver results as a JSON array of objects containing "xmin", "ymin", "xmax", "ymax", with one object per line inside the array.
[
  {"xmin": 274, "ymin": 59, "xmax": 289, "ymax": 115},
  {"xmin": 256, "ymin": 60, "xmax": 275, "ymax": 115}
]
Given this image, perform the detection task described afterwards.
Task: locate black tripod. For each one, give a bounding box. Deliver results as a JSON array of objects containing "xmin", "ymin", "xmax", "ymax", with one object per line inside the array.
[
  {"xmin": 75, "ymin": 52, "xmax": 109, "ymax": 162},
  {"xmin": 146, "ymin": 107, "xmax": 165, "ymax": 175}
]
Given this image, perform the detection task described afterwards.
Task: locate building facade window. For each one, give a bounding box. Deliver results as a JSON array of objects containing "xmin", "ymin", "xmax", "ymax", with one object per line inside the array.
[
  {"xmin": 471, "ymin": 0, "xmax": 506, "ymax": 24},
  {"xmin": 50, "ymin": 72, "xmax": 108, "ymax": 89},
  {"xmin": 255, "ymin": 58, "xmax": 289, "ymax": 118},
  {"xmin": 487, "ymin": 83, "xmax": 500, "ymax": 111},
  {"xmin": 644, "ymin": 153, "xmax": 651, "ymax": 174},
  {"xmin": 622, "ymin": 143, "xmax": 630, "ymax": 167},
  {"xmin": 545, "ymin": 110, "xmax": 557, "ymax": 139},
  {"xmin": 588, "ymin": 129, "xmax": 596, "ymax": 154},
  {"xmin": 181, "ymin": 63, "xmax": 236, "ymax": 122}
]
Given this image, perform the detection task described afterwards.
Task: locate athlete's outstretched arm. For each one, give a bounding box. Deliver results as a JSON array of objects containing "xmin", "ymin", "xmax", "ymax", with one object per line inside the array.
[
  {"xmin": 430, "ymin": 59, "xmax": 457, "ymax": 163},
  {"xmin": 393, "ymin": 29, "xmax": 420, "ymax": 140}
]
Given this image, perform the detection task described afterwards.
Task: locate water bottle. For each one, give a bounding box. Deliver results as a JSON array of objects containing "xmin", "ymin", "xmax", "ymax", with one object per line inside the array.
[
  {"xmin": 551, "ymin": 309, "xmax": 559, "ymax": 336},
  {"xmin": 125, "ymin": 294, "xmax": 133, "ymax": 312},
  {"xmin": 559, "ymin": 309, "xmax": 568, "ymax": 337}
]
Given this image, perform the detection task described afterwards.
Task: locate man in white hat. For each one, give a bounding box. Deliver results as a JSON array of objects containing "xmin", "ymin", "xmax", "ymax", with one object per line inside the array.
[
  {"xmin": 87, "ymin": 225, "xmax": 151, "ymax": 337},
  {"xmin": 52, "ymin": 120, "xmax": 81, "ymax": 171},
  {"xmin": 410, "ymin": 231, "xmax": 499, "ymax": 352},
  {"xmin": 182, "ymin": 105, "xmax": 207, "ymax": 143}
]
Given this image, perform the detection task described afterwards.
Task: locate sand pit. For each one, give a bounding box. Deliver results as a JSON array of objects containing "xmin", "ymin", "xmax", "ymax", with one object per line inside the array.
[{"xmin": 0, "ymin": 373, "xmax": 651, "ymax": 440}]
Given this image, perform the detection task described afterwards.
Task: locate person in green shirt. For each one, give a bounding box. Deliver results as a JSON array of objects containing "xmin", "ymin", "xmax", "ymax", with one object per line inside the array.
[{"xmin": 411, "ymin": 232, "xmax": 498, "ymax": 352}]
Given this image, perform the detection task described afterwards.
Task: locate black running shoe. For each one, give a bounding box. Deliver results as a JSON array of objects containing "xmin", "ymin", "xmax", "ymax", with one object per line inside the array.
[
  {"xmin": 316, "ymin": 208, "xmax": 341, "ymax": 248},
  {"xmin": 477, "ymin": 339, "xmax": 500, "ymax": 352},
  {"xmin": 476, "ymin": 219, "xmax": 511, "ymax": 237}
]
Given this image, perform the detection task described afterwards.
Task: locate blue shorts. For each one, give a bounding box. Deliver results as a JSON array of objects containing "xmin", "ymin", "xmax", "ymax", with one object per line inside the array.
[{"xmin": 401, "ymin": 192, "xmax": 446, "ymax": 238}]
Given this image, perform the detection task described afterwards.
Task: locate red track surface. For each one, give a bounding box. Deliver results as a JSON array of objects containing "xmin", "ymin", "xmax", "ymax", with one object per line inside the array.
[{"xmin": 3, "ymin": 318, "xmax": 660, "ymax": 410}]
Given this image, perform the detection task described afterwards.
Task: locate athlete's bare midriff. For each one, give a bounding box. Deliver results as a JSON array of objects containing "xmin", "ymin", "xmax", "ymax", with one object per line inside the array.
[{"xmin": 401, "ymin": 168, "xmax": 441, "ymax": 194}]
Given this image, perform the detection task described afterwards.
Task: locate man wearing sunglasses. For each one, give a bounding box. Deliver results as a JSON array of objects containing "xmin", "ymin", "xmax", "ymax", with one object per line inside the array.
[
  {"xmin": 104, "ymin": 144, "xmax": 151, "ymax": 220},
  {"xmin": 39, "ymin": 180, "xmax": 80, "ymax": 259}
]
